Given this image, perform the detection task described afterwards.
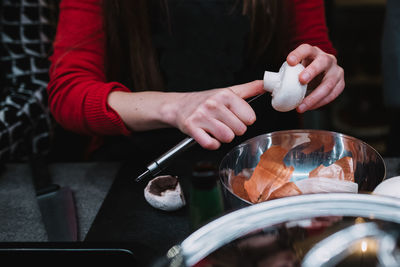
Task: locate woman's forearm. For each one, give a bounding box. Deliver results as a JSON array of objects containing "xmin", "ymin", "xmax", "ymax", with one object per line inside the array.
[{"xmin": 107, "ymin": 90, "xmax": 181, "ymax": 131}]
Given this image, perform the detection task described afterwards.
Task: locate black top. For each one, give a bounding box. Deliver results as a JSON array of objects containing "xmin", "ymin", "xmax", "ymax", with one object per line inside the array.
[
  {"xmin": 93, "ymin": 0, "xmax": 298, "ymax": 162},
  {"xmin": 86, "ymin": 2, "xmax": 303, "ymax": 265},
  {"xmin": 151, "ymin": 0, "xmax": 251, "ymax": 92}
]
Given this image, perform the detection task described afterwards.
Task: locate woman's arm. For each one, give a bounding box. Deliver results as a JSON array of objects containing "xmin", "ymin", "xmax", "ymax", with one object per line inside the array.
[
  {"xmin": 108, "ymin": 81, "xmax": 264, "ymax": 150},
  {"xmin": 48, "ymin": 0, "xmax": 131, "ymax": 136},
  {"xmin": 287, "ymin": 0, "xmax": 337, "ymax": 55},
  {"xmin": 48, "ymin": 0, "xmax": 264, "ymax": 150}
]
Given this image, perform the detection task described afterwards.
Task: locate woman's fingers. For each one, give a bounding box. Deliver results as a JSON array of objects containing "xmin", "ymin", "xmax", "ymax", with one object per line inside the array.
[
  {"xmin": 189, "ymin": 127, "xmax": 221, "ymax": 150},
  {"xmin": 287, "ymin": 44, "xmax": 319, "ymax": 66},
  {"xmin": 222, "ymin": 92, "xmax": 257, "ymax": 126},
  {"xmin": 226, "ymin": 80, "xmax": 263, "ymax": 126},
  {"xmin": 187, "ymin": 115, "xmax": 238, "ymax": 150},
  {"xmin": 191, "ymin": 94, "xmax": 249, "ymax": 136},
  {"xmin": 180, "ymin": 80, "xmax": 265, "ymax": 149},
  {"xmin": 300, "ymin": 53, "xmax": 337, "ymax": 85},
  {"xmin": 215, "ymin": 105, "xmax": 248, "ymax": 136},
  {"xmin": 229, "ymin": 80, "xmax": 265, "ymax": 99},
  {"xmin": 202, "ymin": 81, "xmax": 261, "ymax": 130},
  {"xmin": 305, "ymin": 77, "xmax": 345, "ymax": 111},
  {"xmin": 297, "ymin": 67, "xmax": 345, "ymax": 112},
  {"xmin": 288, "ymin": 44, "xmax": 337, "ymax": 85},
  {"xmin": 202, "ymin": 118, "xmax": 236, "ymax": 144},
  {"xmin": 287, "ymin": 43, "xmax": 345, "ymax": 113}
]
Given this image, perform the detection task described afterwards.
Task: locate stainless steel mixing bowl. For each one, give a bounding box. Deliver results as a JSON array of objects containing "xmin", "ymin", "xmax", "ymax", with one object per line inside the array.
[{"xmin": 219, "ymin": 129, "xmax": 386, "ymax": 209}]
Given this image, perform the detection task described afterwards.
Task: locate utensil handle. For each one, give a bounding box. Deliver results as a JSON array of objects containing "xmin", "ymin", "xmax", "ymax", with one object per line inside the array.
[
  {"xmin": 29, "ymin": 153, "xmax": 59, "ymax": 195},
  {"xmin": 135, "ymin": 137, "xmax": 196, "ymax": 182}
]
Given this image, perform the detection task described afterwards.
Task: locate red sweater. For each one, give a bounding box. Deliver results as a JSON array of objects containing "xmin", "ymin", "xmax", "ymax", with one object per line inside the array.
[{"xmin": 48, "ymin": 0, "xmax": 336, "ymax": 138}]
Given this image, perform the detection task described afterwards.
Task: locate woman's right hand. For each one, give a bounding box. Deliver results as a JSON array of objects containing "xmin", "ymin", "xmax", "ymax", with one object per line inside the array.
[
  {"xmin": 108, "ymin": 80, "xmax": 264, "ymax": 150},
  {"xmin": 166, "ymin": 80, "xmax": 264, "ymax": 150}
]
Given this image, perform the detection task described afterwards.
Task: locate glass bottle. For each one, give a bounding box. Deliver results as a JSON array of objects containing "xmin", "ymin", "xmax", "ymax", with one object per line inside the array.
[{"xmin": 189, "ymin": 161, "xmax": 225, "ymax": 231}]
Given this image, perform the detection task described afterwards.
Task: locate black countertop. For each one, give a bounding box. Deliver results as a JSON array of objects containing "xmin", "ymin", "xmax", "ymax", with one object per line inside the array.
[
  {"xmin": 85, "ymin": 155, "xmax": 400, "ymax": 266},
  {"xmin": 0, "ymin": 156, "xmax": 399, "ymax": 265},
  {"xmin": 85, "ymin": 145, "xmax": 226, "ymax": 265}
]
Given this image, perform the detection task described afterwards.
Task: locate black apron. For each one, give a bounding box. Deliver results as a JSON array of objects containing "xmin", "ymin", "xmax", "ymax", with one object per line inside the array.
[{"xmin": 93, "ymin": 0, "xmax": 299, "ymax": 162}]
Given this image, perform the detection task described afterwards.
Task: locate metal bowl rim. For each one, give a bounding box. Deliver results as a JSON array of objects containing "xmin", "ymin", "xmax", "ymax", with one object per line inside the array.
[{"xmin": 181, "ymin": 193, "xmax": 400, "ymax": 266}]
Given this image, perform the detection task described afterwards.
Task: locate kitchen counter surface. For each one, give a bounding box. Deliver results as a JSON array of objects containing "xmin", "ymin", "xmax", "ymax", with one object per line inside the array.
[
  {"xmin": 0, "ymin": 162, "xmax": 120, "ymax": 242},
  {"xmin": 0, "ymin": 157, "xmax": 399, "ymax": 265}
]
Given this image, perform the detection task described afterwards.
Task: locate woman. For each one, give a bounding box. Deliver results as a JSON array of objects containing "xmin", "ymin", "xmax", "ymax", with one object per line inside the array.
[{"xmin": 48, "ymin": 0, "xmax": 344, "ymax": 160}]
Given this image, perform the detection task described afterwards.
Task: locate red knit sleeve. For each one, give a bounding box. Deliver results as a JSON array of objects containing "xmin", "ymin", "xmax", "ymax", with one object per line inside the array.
[
  {"xmin": 285, "ymin": 0, "xmax": 337, "ymax": 55},
  {"xmin": 47, "ymin": 0, "xmax": 131, "ymax": 136}
]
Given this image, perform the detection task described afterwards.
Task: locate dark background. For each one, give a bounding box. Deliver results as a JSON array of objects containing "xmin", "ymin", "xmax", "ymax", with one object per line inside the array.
[{"xmin": 305, "ymin": 0, "xmax": 390, "ymax": 156}]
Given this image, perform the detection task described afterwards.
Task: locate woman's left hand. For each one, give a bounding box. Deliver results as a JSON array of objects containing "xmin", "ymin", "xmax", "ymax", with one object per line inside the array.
[{"xmin": 286, "ymin": 44, "xmax": 345, "ymax": 113}]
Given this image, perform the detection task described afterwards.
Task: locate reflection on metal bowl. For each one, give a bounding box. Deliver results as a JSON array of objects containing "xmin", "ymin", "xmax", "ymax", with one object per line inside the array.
[
  {"xmin": 161, "ymin": 193, "xmax": 400, "ymax": 267},
  {"xmin": 219, "ymin": 129, "xmax": 386, "ymax": 210}
]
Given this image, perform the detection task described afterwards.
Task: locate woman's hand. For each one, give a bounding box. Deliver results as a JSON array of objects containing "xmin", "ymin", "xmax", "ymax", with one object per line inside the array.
[
  {"xmin": 166, "ymin": 80, "xmax": 264, "ymax": 150},
  {"xmin": 286, "ymin": 44, "xmax": 345, "ymax": 113},
  {"xmin": 108, "ymin": 80, "xmax": 264, "ymax": 150}
]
